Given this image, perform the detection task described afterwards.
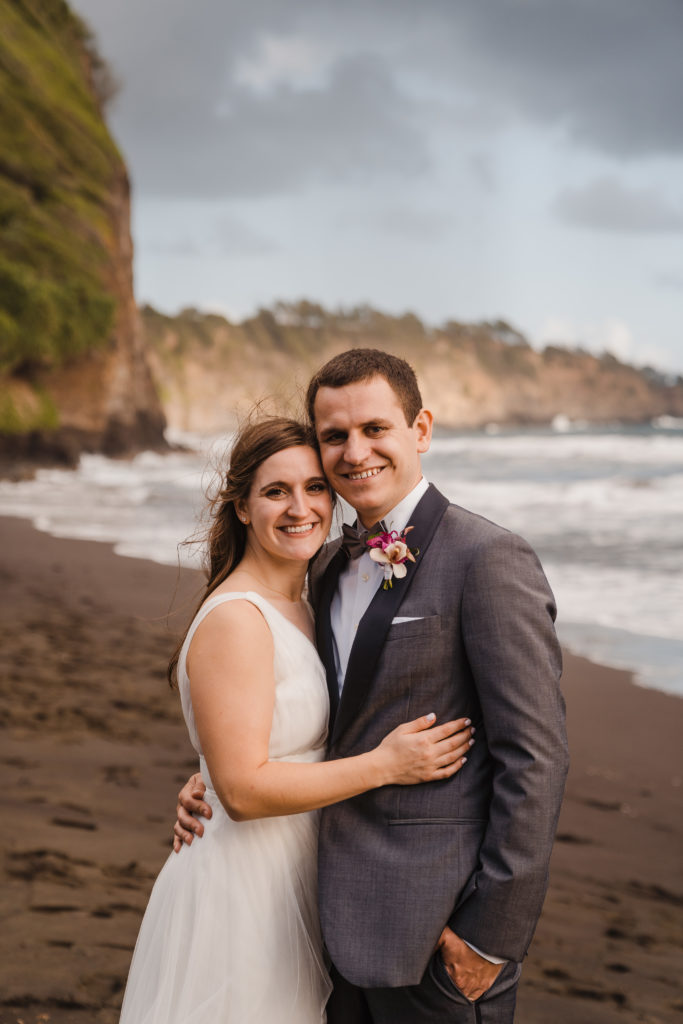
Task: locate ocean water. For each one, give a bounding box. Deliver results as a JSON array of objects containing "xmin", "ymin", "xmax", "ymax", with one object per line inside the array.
[
  {"xmin": 423, "ymin": 422, "xmax": 683, "ymax": 697},
  {"xmin": 1, "ymin": 421, "xmax": 681, "ymax": 697}
]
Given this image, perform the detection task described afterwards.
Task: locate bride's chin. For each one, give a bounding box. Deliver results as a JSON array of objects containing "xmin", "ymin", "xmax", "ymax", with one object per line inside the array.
[
  {"xmin": 277, "ymin": 528, "xmax": 323, "ymax": 549},
  {"xmin": 275, "ymin": 542, "xmax": 319, "ymax": 563}
]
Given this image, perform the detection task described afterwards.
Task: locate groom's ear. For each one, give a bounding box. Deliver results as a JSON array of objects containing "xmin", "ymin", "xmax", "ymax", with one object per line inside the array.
[{"xmin": 414, "ymin": 408, "xmax": 433, "ymax": 453}]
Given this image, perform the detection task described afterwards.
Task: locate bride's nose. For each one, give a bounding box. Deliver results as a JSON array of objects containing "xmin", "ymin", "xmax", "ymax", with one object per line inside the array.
[{"xmin": 286, "ymin": 489, "xmax": 310, "ymax": 518}]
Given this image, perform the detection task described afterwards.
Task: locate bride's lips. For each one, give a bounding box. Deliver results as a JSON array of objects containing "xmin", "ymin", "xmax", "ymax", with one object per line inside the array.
[{"xmin": 277, "ymin": 522, "xmax": 318, "ymax": 535}]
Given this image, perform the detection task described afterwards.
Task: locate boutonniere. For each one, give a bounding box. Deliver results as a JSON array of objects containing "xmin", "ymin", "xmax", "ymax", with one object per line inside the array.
[{"xmin": 366, "ymin": 526, "xmax": 419, "ymax": 589}]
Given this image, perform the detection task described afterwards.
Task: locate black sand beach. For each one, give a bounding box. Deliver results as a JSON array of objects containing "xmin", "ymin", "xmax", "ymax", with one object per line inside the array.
[{"xmin": 0, "ymin": 517, "xmax": 681, "ymax": 1023}]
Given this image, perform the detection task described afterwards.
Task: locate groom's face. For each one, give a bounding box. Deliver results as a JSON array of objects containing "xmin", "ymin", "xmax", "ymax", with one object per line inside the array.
[{"xmin": 313, "ymin": 375, "xmax": 432, "ymax": 527}]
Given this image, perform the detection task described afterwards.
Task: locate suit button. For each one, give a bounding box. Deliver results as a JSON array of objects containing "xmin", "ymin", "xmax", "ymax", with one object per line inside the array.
[{"xmin": 361, "ymin": 573, "xmax": 369, "ymax": 582}]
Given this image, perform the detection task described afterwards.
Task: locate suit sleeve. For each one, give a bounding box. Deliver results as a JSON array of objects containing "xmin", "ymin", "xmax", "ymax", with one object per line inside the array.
[{"xmin": 449, "ymin": 531, "xmax": 569, "ymax": 962}]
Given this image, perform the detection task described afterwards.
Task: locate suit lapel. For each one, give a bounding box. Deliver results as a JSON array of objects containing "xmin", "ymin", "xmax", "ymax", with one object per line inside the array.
[
  {"xmin": 315, "ymin": 541, "xmax": 345, "ymax": 726},
  {"xmin": 331, "ymin": 484, "xmax": 450, "ymax": 744}
]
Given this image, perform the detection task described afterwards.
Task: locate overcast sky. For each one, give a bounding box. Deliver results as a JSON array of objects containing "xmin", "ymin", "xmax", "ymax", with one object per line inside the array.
[{"xmin": 72, "ymin": 0, "xmax": 683, "ymax": 372}]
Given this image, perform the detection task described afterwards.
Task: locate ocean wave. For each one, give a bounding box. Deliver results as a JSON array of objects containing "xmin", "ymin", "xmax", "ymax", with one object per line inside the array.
[
  {"xmin": 651, "ymin": 414, "xmax": 683, "ymax": 430},
  {"xmin": 427, "ymin": 431, "xmax": 683, "ymax": 468},
  {"xmin": 1, "ymin": 429, "xmax": 681, "ymax": 695}
]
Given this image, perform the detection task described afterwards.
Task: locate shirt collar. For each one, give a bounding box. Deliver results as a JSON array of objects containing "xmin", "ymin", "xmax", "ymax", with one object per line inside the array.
[{"xmin": 353, "ymin": 476, "xmax": 429, "ymax": 536}]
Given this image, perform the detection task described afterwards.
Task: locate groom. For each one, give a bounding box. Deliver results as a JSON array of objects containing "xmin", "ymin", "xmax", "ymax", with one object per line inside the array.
[{"xmin": 176, "ymin": 349, "xmax": 569, "ymax": 1022}]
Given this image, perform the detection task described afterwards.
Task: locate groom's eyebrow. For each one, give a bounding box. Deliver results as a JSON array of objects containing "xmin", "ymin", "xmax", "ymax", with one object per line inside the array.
[
  {"xmin": 317, "ymin": 424, "xmax": 346, "ymax": 440},
  {"xmin": 319, "ymin": 418, "xmax": 390, "ymax": 439}
]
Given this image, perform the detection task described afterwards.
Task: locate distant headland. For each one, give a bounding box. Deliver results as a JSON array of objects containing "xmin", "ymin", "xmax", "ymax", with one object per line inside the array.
[{"xmin": 142, "ymin": 302, "xmax": 683, "ymax": 435}]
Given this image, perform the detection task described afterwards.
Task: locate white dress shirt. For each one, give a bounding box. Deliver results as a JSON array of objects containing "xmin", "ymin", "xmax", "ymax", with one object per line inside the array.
[
  {"xmin": 330, "ymin": 477, "xmax": 429, "ymax": 695},
  {"xmin": 329, "ymin": 476, "xmax": 506, "ymax": 967}
]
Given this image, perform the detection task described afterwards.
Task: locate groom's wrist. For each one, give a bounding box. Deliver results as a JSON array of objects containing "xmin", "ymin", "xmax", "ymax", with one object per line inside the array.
[{"xmin": 462, "ymin": 939, "xmax": 507, "ymax": 965}]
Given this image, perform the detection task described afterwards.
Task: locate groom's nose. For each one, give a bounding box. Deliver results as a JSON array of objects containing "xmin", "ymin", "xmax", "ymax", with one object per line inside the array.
[{"xmin": 342, "ymin": 432, "xmax": 371, "ymax": 465}]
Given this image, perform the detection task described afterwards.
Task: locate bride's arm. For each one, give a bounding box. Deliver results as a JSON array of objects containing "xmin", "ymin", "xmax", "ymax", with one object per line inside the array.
[{"xmin": 188, "ymin": 600, "xmax": 472, "ymax": 823}]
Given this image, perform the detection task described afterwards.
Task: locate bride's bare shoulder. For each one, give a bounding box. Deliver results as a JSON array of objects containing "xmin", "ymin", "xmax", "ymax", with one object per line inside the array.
[{"xmin": 188, "ymin": 594, "xmax": 272, "ymax": 664}]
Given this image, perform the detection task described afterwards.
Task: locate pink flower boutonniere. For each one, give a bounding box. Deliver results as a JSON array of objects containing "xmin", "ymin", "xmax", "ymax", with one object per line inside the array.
[{"xmin": 366, "ymin": 526, "xmax": 419, "ymax": 589}]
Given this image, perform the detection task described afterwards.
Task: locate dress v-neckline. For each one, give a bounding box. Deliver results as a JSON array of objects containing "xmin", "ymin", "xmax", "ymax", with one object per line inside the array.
[{"xmin": 253, "ymin": 592, "xmax": 318, "ymax": 654}]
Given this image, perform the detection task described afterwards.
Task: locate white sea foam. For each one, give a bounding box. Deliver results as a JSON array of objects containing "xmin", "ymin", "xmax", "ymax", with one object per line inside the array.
[
  {"xmin": 652, "ymin": 415, "xmax": 683, "ymax": 430},
  {"xmin": 0, "ymin": 449, "xmax": 210, "ymax": 568},
  {"xmin": 428, "ymin": 429, "xmax": 683, "ymax": 467}
]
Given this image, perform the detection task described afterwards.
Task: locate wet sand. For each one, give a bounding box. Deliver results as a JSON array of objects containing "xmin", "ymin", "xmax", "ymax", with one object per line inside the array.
[{"xmin": 0, "ymin": 517, "xmax": 681, "ymax": 1023}]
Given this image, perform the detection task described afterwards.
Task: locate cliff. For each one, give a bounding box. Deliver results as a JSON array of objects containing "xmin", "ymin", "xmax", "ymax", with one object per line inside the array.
[
  {"xmin": 143, "ymin": 303, "xmax": 683, "ymax": 432},
  {"xmin": 0, "ymin": 0, "xmax": 165, "ymax": 473}
]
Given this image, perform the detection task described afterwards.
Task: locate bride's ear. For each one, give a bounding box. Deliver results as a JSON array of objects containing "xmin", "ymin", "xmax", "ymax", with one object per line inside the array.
[{"xmin": 235, "ymin": 502, "xmax": 250, "ymax": 525}]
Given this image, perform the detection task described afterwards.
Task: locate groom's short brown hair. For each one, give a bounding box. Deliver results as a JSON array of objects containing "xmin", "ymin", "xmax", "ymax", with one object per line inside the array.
[{"xmin": 306, "ymin": 348, "xmax": 423, "ymax": 427}]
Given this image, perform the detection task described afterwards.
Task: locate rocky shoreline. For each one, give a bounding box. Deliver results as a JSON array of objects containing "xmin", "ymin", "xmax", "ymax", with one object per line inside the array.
[{"xmin": 0, "ymin": 415, "xmax": 170, "ymax": 481}]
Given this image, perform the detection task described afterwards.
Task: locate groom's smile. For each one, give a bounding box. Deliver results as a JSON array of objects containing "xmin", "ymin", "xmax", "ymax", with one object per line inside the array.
[
  {"xmin": 313, "ymin": 375, "xmax": 433, "ymax": 526},
  {"xmin": 347, "ymin": 467, "xmax": 384, "ymax": 481}
]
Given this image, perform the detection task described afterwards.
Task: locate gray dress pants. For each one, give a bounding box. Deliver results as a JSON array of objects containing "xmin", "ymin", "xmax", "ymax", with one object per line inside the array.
[{"xmin": 327, "ymin": 956, "xmax": 521, "ymax": 1024}]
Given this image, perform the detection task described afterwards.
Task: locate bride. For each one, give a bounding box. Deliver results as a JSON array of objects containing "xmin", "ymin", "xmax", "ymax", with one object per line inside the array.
[{"xmin": 119, "ymin": 417, "xmax": 472, "ymax": 1023}]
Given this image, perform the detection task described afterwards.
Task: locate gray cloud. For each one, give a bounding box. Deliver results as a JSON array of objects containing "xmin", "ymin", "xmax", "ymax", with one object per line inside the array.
[
  {"xmin": 388, "ymin": 0, "xmax": 683, "ymax": 158},
  {"xmin": 212, "ymin": 216, "xmax": 278, "ymax": 258},
  {"xmin": 653, "ymin": 271, "xmax": 683, "ymax": 291},
  {"xmin": 142, "ymin": 218, "xmax": 277, "ymax": 259},
  {"xmin": 468, "ymin": 151, "xmax": 497, "ymax": 193},
  {"xmin": 77, "ymin": 1, "xmax": 431, "ymax": 199},
  {"xmin": 119, "ymin": 53, "xmax": 429, "ymax": 198},
  {"xmin": 142, "ymin": 237, "xmax": 202, "ymax": 258},
  {"xmin": 75, "ymin": 0, "xmax": 683, "ymax": 202},
  {"xmin": 371, "ymin": 206, "xmax": 456, "ymax": 241},
  {"xmin": 553, "ymin": 177, "xmax": 683, "ymax": 234}
]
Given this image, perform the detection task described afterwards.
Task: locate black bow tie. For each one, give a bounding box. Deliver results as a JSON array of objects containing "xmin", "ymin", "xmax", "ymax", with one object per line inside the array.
[{"xmin": 340, "ymin": 521, "xmax": 386, "ymax": 560}]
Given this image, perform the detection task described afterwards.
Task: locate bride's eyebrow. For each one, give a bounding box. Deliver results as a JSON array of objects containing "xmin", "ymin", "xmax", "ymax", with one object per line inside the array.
[
  {"xmin": 258, "ymin": 476, "xmax": 327, "ymax": 493},
  {"xmin": 259, "ymin": 480, "xmax": 289, "ymax": 492}
]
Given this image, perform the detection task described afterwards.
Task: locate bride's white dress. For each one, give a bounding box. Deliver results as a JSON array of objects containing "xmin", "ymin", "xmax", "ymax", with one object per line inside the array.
[{"xmin": 119, "ymin": 592, "xmax": 332, "ymax": 1023}]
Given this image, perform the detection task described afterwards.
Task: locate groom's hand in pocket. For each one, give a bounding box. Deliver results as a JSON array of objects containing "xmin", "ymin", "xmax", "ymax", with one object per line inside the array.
[
  {"xmin": 172, "ymin": 773, "xmax": 211, "ymax": 852},
  {"xmin": 437, "ymin": 926, "xmax": 503, "ymax": 1001}
]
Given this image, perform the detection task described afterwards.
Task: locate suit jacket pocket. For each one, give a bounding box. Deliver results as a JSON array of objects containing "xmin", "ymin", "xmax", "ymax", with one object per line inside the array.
[
  {"xmin": 454, "ymin": 867, "xmax": 478, "ymax": 910},
  {"xmin": 386, "ymin": 614, "xmax": 442, "ymax": 640}
]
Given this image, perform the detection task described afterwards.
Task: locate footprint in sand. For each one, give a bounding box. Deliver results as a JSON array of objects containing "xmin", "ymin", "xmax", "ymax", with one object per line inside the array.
[
  {"xmin": 102, "ymin": 764, "xmax": 140, "ymax": 787},
  {"xmin": 50, "ymin": 816, "xmax": 98, "ymax": 831}
]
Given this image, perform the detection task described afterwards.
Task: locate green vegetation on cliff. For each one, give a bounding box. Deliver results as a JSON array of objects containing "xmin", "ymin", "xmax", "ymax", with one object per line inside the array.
[{"xmin": 0, "ymin": 0, "xmax": 119, "ymax": 375}]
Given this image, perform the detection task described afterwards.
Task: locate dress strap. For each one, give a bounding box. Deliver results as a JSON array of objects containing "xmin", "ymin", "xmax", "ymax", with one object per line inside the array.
[
  {"xmin": 176, "ymin": 592, "xmax": 279, "ymax": 753},
  {"xmin": 179, "ymin": 591, "xmax": 275, "ymax": 676}
]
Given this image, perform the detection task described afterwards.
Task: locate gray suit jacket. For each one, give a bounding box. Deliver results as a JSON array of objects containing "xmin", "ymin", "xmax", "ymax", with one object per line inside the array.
[{"xmin": 310, "ymin": 484, "xmax": 569, "ymax": 988}]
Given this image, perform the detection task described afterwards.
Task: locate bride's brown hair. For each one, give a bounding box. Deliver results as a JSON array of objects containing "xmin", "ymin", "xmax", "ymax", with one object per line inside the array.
[{"xmin": 168, "ymin": 416, "xmax": 320, "ymax": 686}]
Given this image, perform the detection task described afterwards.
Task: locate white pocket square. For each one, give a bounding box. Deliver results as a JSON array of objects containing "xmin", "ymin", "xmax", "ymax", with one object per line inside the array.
[{"xmin": 391, "ymin": 616, "xmax": 424, "ymax": 624}]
